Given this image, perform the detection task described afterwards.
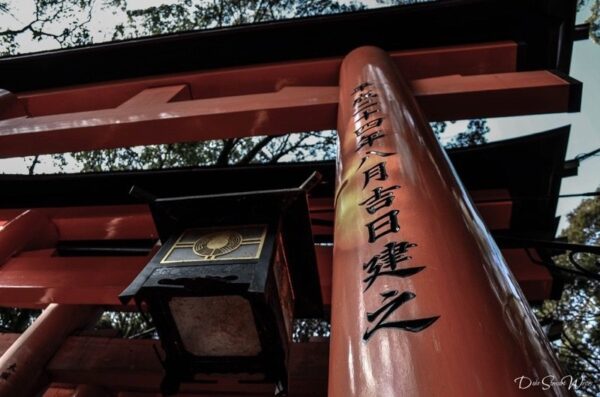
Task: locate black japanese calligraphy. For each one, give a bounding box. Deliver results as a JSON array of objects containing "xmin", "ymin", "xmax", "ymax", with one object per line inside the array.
[
  {"xmin": 354, "ymin": 117, "xmax": 384, "ymax": 137},
  {"xmin": 359, "ymin": 185, "xmax": 400, "ymax": 214},
  {"xmin": 362, "ymin": 241, "xmax": 424, "ymax": 291},
  {"xmin": 356, "ymin": 130, "xmax": 385, "ymax": 151},
  {"xmin": 349, "ymin": 81, "xmax": 439, "ymax": 341},
  {"xmin": 362, "ymin": 290, "xmax": 439, "ymax": 341},
  {"xmin": 354, "ymin": 107, "xmax": 381, "ymax": 123},
  {"xmin": 363, "ymin": 161, "xmax": 389, "ymax": 189},
  {"xmin": 352, "ymin": 81, "xmax": 374, "ymax": 95},
  {"xmin": 365, "ymin": 209, "xmax": 400, "ymax": 243},
  {"xmin": 358, "ymin": 151, "xmax": 395, "ymax": 171},
  {"xmin": 352, "ymin": 89, "xmax": 379, "ymax": 111}
]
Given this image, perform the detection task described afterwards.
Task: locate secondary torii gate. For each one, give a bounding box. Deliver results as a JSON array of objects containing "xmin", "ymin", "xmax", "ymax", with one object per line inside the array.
[{"xmin": 0, "ymin": 1, "xmax": 583, "ymax": 396}]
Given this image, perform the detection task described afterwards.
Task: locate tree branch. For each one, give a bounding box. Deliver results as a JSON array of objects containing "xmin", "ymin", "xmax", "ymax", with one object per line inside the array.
[
  {"xmin": 216, "ymin": 138, "xmax": 238, "ymax": 166},
  {"xmin": 562, "ymin": 330, "xmax": 600, "ymax": 373},
  {"xmin": 28, "ymin": 155, "xmax": 40, "ymax": 175},
  {"xmin": 236, "ymin": 136, "xmax": 276, "ymax": 165}
]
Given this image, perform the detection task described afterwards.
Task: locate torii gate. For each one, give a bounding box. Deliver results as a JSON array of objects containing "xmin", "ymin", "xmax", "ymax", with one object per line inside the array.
[{"xmin": 0, "ymin": 2, "xmax": 583, "ymax": 396}]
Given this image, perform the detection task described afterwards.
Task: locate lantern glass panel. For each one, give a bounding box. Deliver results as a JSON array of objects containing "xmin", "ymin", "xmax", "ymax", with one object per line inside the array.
[{"xmin": 169, "ymin": 296, "xmax": 262, "ymax": 357}]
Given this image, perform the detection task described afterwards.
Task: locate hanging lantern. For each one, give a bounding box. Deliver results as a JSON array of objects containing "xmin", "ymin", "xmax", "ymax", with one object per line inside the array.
[{"xmin": 120, "ymin": 174, "xmax": 323, "ymax": 394}]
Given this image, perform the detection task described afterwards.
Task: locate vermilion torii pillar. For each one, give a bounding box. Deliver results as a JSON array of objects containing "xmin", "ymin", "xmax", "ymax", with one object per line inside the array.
[{"xmin": 329, "ymin": 46, "xmax": 570, "ymax": 396}]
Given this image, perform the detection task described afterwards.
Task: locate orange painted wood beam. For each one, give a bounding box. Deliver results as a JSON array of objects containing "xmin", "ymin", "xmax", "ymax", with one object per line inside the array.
[
  {"xmin": 43, "ymin": 387, "xmax": 75, "ymax": 397},
  {"xmin": 475, "ymin": 201, "xmax": 513, "ymax": 230},
  {"xmin": 20, "ymin": 42, "xmax": 519, "ymax": 117},
  {"xmin": 0, "ymin": 205, "xmax": 157, "ymax": 241},
  {"xmin": 502, "ymin": 249, "xmax": 553, "ymax": 302},
  {"xmin": 0, "ymin": 86, "xmax": 338, "ymax": 158},
  {"xmin": 0, "ymin": 210, "xmax": 57, "ymax": 265},
  {"xmin": 116, "ymin": 85, "xmax": 190, "ymax": 109},
  {"xmin": 0, "ymin": 193, "xmax": 541, "ymax": 308},
  {"xmin": 0, "ymin": 245, "xmax": 552, "ymax": 308},
  {"xmin": 37, "ymin": 336, "xmax": 324, "ymax": 396},
  {"xmin": 0, "ymin": 190, "xmax": 512, "ymax": 242},
  {"xmin": 0, "ymin": 71, "xmax": 579, "ymax": 158},
  {"xmin": 0, "ymin": 256, "xmax": 148, "ymax": 307},
  {"xmin": 0, "ymin": 334, "xmax": 19, "ymax": 353},
  {"xmin": 413, "ymin": 70, "xmax": 579, "ymax": 120},
  {"xmin": 0, "ymin": 304, "xmax": 100, "ymax": 397},
  {"xmin": 0, "ymin": 89, "xmax": 27, "ymax": 120}
]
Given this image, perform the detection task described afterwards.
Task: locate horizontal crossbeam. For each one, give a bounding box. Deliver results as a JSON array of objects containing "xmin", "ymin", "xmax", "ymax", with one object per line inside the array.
[
  {"xmin": 20, "ymin": 42, "xmax": 520, "ymax": 117},
  {"xmin": 0, "ymin": 70, "xmax": 579, "ymax": 158},
  {"xmin": 0, "ymin": 245, "xmax": 550, "ymax": 308}
]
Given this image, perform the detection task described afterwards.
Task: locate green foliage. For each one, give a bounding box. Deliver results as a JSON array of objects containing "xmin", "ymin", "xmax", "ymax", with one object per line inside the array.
[
  {"xmin": 591, "ymin": 1, "xmax": 600, "ymax": 43},
  {"xmin": 579, "ymin": 0, "xmax": 600, "ymax": 44},
  {"xmin": 293, "ymin": 318, "xmax": 330, "ymax": 342},
  {"xmin": 95, "ymin": 311, "xmax": 155, "ymax": 338},
  {"xmin": 558, "ymin": 192, "xmax": 600, "ymax": 273},
  {"xmin": 61, "ymin": 121, "xmax": 487, "ymax": 173},
  {"xmin": 0, "ymin": 0, "xmax": 96, "ymax": 56},
  {"xmin": 69, "ymin": 131, "xmax": 338, "ymax": 172},
  {"xmin": 0, "ymin": 308, "xmax": 41, "ymax": 332},
  {"xmin": 443, "ymin": 119, "xmax": 490, "ymax": 149},
  {"xmin": 1, "ymin": 0, "xmax": 598, "ymax": 58},
  {"xmin": 534, "ymin": 192, "xmax": 600, "ymax": 397},
  {"xmin": 0, "ymin": 0, "xmax": 370, "ymax": 56},
  {"xmin": 113, "ymin": 0, "xmax": 365, "ymax": 39}
]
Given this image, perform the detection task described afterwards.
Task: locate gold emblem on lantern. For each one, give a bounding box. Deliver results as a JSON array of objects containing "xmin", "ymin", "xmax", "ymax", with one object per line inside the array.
[
  {"xmin": 193, "ymin": 231, "xmax": 243, "ymax": 259},
  {"xmin": 160, "ymin": 226, "xmax": 266, "ymax": 265}
]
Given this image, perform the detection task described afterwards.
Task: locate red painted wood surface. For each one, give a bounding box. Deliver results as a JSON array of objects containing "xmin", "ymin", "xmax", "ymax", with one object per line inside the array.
[
  {"xmin": 0, "ymin": 194, "xmax": 548, "ymax": 308},
  {"xmin": 502, "ymin": 248, "xmax": 553, "ymax": 302},
  {"xmin": 0, "ymin": 206, "xmax": 157, "ymax": 241},
  {"xmin": 43, "ymin": 388, "xmax": 75, "ymax": 397},
  {"xmin": 0, "ymin": 210, "xmax": 57, "ymax": 264},
  {"xmin": 0, "ymin": 256, "xmax": 147, "ymax": 307},
  {"xmin": 0, "ymin": 334, "xmax": 19, "ymax": 353},
  {"xmin": 476, "ymin": 200, "xmax": 513, "ymax": 230},
  {"xmin": 0, "ymin": 86, "xmax": 338, "ymax": 157},
  {"xmin": 9, "ymin": 335, "xmax": 324, "ymax": 396},
  {"xmin": 329, "ymin": 46, "xmax": 567, "ymax": 397},
  {"xmin": 20, "ymin": 42, "xmax": 519, "ymax": 117},
  {"xmin": 0, "ymin": 191, "xmax": 521, "ymax": 242},
  {"xmin": 413, "ymin": 70, "xmax": 574, "ymax": 120},
  {"xmin": 0, "ymin": 246, "xmax": 554, "ymax": 309},
  {"xmin": 0, "ymin": 71, "xmax": 576, "ymax": 158},
  {"xmin": 0, "ymin": 304, "xmax": 100, "ymax": 397},
  {"xmin": 0, "ymin": 89, "xmax": 27, "ymax": 120},
  {"xmin": 116, "ymin": 85, "xmax": 190, "ymax": 109}
]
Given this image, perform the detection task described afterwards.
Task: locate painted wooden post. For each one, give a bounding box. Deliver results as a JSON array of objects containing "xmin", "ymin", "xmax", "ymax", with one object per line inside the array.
[
  {"xmin": 0, "ymin": 209, "xmax": 57, "ymax": 265},
  {"xmin": 329, "ymin": 46, "xmax": 570, "ymax": 396},
  {"xmin": 0, "ymin": 304, "xmax": 100, "ymax": 397}
]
